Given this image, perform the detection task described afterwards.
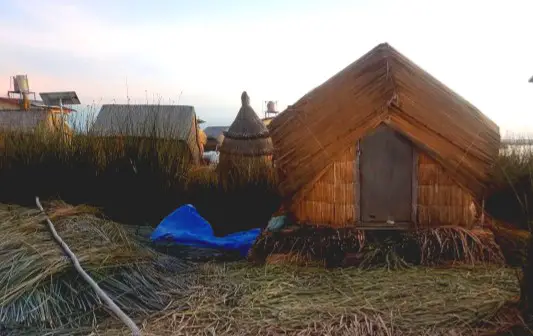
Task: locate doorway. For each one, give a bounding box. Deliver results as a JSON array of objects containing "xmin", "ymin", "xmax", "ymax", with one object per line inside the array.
[{"xmin": 358, "ymin": 124, "xmax": 414, "ymax": 226}]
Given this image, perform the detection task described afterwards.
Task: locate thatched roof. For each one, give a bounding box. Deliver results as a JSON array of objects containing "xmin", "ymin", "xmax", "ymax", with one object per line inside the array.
[
  {"xmin": 93, "ymin": 104, "xmax": 196, "ymax": 139},
  {"xmin": 0, "ymin": 111, "xmax": 48, "ymax": 132},
  {"xmin": 92, "ymin": 104, "xmax": 202, "ymax": 163},
  {"xmin": 203, "ymin": 126, "xmax": 229, "ymax": 140},
  {"xmin": 269, "ymin": 43, "xmax": 500, "ymax": 200},
  {"xmin": 219, "ymin": 92, "xmax": 274, "ymax": 156}
]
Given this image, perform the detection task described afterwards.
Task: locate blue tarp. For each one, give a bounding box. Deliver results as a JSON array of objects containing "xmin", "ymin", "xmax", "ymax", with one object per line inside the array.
[{"xmin": 150, "ymin": 204, "xmax": 261, "ymax": 257}]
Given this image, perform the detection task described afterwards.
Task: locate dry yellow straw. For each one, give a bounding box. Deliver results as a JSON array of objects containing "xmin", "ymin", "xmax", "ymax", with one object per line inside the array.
[{"xmin": 35, "ymin": 197, "xmax": 141, "ymax": 336}]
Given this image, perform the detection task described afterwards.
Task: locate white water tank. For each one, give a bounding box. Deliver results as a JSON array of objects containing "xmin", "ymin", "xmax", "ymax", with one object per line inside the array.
[
  {"xmin": 266, "ymin": 101, "xmax": 277, "ymax": 113},
  {"xmin": 13, "ymin": 75, "xmax": 29, "ymax": 93}
]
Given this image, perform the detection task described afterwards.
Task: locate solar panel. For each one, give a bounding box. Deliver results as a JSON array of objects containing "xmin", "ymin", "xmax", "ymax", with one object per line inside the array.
[{"xmin": 39, "ymin": 91, "xmax": 80, "ymax": 106}]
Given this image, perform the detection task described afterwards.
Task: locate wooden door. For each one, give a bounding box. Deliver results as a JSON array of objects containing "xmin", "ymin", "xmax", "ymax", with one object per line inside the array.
[{"xmin": 359, "ymin": 124, "xmax": 414, "ymax": 225}]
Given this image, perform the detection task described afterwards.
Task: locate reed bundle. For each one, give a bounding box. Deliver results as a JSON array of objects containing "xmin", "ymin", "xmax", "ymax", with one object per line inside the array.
[
  {"xmin": 0, "ymin": 202, "xmax": 194, "ymax": 334},
  {"xmin": 250, "ymin": 226, "xmax": 504, "ymax": 268}
]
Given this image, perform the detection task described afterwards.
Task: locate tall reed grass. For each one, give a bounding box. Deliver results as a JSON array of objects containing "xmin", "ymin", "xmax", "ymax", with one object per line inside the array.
[
  {"xmin": 486, "ymin": 138, "xmax": 533, "ymax": 326},
  {"xmin": 0, "ymin": 116, "xmax": 532, "ymax": 232},
  {"xmin": 0, "ymin": 118, "xmax": 280, "ymax": 234},
  {"xmin": 487, "ymin": 142, "xmax": 533, "ymax": 229}
]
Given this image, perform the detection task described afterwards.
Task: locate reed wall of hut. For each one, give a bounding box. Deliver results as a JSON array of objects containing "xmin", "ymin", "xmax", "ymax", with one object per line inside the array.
[
  {"xmin": 291, "ymin": 146, "xmax": 356, "ymax": 227},
  {"xmin": 290, "ymin": 130, "xmax": 476, "ymax": 228},
  {"xmin": 417, "ymin": 152, "xmax": 476, "ymax": 227}
]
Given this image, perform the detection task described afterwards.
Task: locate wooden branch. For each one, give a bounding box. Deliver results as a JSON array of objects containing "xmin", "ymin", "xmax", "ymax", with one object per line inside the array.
[{"xmin": 35, "ymin": 197, "xmax": 141, "ymax": 336}]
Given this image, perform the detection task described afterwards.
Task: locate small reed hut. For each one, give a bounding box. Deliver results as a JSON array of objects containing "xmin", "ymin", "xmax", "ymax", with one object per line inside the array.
[
  {"xmin": 92, "ymin": 104, "xmax": 204, "ymax": 164},
  {"xmin": 218, "ymin": 92, "xmax": 274, "ymax": 177},
  {"xmin": 268, "ymin": 43, "xmax": 501, "ymax": 230},
  {"xmin": 203, "ymin": 126, "xmax": 228, "ymax": 152},
  {"xmin": 0, "ymin": 97, "xmax": 76, "ymax": 149}
]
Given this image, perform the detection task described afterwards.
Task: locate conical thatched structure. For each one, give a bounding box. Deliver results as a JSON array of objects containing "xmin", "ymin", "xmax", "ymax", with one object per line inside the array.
[{"xmin": 218, "ymin": 92, "xmax": 274, "ymax": 179}]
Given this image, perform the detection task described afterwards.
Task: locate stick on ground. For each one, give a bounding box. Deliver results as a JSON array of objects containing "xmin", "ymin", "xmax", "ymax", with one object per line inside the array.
[{"xmin": 35, "ymin": 197, "xmax": 141, "ymax": 336}]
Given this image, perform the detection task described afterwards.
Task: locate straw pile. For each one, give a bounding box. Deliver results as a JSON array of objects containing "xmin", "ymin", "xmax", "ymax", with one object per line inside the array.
[
  {"xmin": 0, "ymin": 201, "xmax": 194, "ymax": 334},
  {"xmin": 250, "ymin": 226, "xmax": 504, "ymax": 268},
  {"xmin": 96, "ymin": 262, "xmax": 522, "ymax": 336}
]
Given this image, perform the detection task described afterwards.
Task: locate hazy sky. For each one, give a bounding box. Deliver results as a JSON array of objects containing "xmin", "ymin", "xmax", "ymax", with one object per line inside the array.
[{"xmin": 0, "ymin": 0, "xmax": 532, "ymax": 135}]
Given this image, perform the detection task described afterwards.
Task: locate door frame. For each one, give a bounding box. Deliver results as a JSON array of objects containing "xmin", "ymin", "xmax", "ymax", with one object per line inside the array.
[{"xmin": 354, "ymin": 137, "xmax": 419, "ymax": 229}]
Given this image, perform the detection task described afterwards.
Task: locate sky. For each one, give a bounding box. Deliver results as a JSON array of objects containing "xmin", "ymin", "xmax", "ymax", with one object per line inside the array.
[{"xmin": 0, "ymin": 0, "xmax": 532, "ymax": 135}]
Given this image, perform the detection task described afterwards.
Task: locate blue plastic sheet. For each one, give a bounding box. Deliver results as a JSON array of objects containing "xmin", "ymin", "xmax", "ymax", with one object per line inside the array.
[{"xmin": 150, "ymin": 204, "xmax": 261, "ymax": 257}]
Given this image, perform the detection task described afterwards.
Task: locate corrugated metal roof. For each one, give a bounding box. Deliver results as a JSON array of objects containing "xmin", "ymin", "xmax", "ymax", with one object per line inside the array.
[
  {"xmin": 0, "ymin": 111, "xmax": 48, "ymax": 132},
  {"xmin": 92, "ymin": 104, "xmax": 196, "ymax": 140},
  {"xmin": 203, "ymin": 126, "xmax": 229, "ymax": 139}
]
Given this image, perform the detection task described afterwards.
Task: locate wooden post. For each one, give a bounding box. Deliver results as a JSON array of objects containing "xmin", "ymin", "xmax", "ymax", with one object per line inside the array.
[{"xmin": 35, "ymin": 197, "xmax": 141, "ymax": 336}]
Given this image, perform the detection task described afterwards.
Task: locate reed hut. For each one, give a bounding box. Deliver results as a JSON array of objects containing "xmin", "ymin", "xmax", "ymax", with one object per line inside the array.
[
  {"xmin": 203, "ymin": 126, "xmax": 228, "ymax": 152},
  {"xmin": 218, "ymin": 92, "xmax": 274, "ymax": 175},
  {"xmin": 0, "ymin": 97, "xmax": 75, "ymax": 149},
  {"xmin": 268, "ymin": 43, "xmax": 501, "ymax": 230},
  {"xmin": 92, "ymin": 104, "xmax": 204, "ymax": 164}
]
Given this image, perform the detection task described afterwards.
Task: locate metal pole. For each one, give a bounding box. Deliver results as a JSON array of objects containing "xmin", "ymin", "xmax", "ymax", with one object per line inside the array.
[{"xmin": 58, "ymin": 98, "xmax": 65, "ymax": 137}]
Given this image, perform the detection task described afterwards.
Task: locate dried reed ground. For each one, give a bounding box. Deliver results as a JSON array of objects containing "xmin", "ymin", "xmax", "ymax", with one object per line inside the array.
[
  {"xmin": 0, "ymin": 192, "xmax": 522, "ymax": 335},
  {"xmin": 0, "ymin": 202, "xmax": 194, "ymax": 335},
  {"xmin": 0, "ymin": 202, "xmax": 523, "ymax": 335},
  {"xmin": 96, "ymin": 262, "xmax": 522, "ymax": 336}
]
